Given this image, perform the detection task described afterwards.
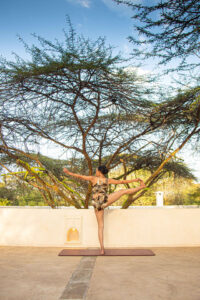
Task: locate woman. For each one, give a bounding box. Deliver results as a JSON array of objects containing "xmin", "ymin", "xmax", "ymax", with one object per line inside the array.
[{"xmin": 63, "ymin": 165, "xmax": 146, "ymax": 255}]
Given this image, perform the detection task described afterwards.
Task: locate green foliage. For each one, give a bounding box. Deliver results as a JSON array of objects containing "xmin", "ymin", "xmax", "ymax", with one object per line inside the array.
[
  {"xmin": 184, "ymin": 187, "xmax": 200, "ymax": 205},
  {"xmin": 0, "ymin": 183, "xmax": 17, "ymax": 202},
  {"xmin": 109, "ymin": 162, "xmax": 198, "ymax": 206},
  {"xmin": 0, "ymin": 198, "xmax": 11, "ymax": 206},
  {"xmin": 0, "ymin": 156, "xmax": 199, "ymax": 206},
  {"xmin": 114, "ymin": 0, "xmax": 200, "ymax": 73},
  {"xmin": 0, "ymin": 179, "xmax": 44, "ymax": 206}
]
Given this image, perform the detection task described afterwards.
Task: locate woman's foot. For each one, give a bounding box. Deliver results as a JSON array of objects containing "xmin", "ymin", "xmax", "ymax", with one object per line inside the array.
[{"xmin": 100, "ymin": 248, "xmax": 105, "ymax": 255}]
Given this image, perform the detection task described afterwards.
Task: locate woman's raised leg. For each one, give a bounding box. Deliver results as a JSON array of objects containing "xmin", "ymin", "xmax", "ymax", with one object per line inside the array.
[{"xmin": 102, "ymin": 183, "xmax": 146, "ymax": 208}]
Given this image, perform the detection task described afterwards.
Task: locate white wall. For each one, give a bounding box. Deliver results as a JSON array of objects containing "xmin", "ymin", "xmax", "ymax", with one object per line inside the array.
[{"xmin": 0, "ymin": 206, "xmax": 200, "ymax": 247}]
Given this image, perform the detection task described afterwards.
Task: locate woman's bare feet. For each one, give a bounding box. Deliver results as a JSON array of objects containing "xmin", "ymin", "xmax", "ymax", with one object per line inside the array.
[{"xmin": 100, "ymin": 248, "xmax": 105, "ymax": 255}]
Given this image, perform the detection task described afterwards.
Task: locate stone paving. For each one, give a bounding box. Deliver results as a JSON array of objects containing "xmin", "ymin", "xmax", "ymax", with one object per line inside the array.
[
  {"xmin": 59, "ymin": 256, "xmax": 96, "ymax": 299},
  {"xmin": 0, "ymin": 246, "xmax": 200, "ymax": 300}
]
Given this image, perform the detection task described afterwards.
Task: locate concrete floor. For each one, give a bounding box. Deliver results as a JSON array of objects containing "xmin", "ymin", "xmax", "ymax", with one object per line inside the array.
[{"xmin": 0, "ymin": 246, "xmax": 200, "ymax": 300}]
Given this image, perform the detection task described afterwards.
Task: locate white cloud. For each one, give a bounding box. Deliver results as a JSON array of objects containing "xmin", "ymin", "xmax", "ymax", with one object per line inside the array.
[
  {"xmin": 124, "ymin": 66, "xmax": 151, "ymax": 76},
  {"xmin": 66, "ymin": 0, "xmax": 91, "ymax": 8},
  {"xmin": 101, "ymin": 0, "xmax": 140, "ymax": 17}
]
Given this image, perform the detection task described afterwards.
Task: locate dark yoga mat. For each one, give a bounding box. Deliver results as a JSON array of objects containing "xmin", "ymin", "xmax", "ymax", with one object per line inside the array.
[{"xmin": 58, "ymin": 248, "xmax": 155, "ymax": 256}]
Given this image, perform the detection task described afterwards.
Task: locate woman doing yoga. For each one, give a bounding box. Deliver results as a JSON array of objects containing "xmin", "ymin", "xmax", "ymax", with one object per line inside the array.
[{"xmin": 63, "ymin": 165, "xmax": 146, "ymax": 255}]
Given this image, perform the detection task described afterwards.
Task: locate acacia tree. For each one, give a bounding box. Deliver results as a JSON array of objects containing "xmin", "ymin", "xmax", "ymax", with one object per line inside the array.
[
  {"xmin": 1, "ymin": 20, "xmax": 200, "ymax": 208},
  {"xmin": 114, "ymin": 0, "xmax": 200, "ymax": 74}
]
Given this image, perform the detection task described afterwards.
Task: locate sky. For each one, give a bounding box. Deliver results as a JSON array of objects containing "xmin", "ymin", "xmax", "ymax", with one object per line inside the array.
[
  {"xmin": 1, "ymin": 0, "xmax": 200, "ymax": 182},
  {"xmin": 0, "ymin": 0, "xmax": 135, "ymax": 60}
]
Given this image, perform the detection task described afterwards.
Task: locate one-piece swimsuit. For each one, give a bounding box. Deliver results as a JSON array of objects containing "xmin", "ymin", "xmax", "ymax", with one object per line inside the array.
[{"xmin": 92, "ymin": 177, "xmax": 108, "ymax": 211}]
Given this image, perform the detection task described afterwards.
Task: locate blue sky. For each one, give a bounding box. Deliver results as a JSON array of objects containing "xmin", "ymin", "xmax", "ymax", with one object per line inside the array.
[
  {"xmin": 0, "ymin": 0, "xmax": 135, "ymax": 60},
  {"xmin": 1, "ymin": 0, "xmax": 200, "ymax": 182}
]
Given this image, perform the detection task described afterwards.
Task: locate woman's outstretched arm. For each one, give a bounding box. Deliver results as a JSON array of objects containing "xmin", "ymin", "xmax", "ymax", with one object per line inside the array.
[
  {"xmin": 63, "ymin": 168, "xmax": 94, "ymax": 182},
  {"xmin": 108, "ymin": 178, "xmax": 146, "ymax": 186}
]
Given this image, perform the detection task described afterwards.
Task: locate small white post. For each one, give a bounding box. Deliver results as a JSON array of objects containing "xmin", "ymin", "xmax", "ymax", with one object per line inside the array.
[{"xmin": 155, "ymin": 191, "xmax": 164, "ymax": 206}]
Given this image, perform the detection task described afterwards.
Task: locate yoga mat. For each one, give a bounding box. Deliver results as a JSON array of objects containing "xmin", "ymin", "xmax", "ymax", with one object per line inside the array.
[{"xmin": 58, "ymin": 248, "xmax": 155, "ymax": 256}]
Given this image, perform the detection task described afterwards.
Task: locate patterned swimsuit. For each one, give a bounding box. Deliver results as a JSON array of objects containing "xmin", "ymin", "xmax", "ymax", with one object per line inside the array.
[{"xmin": 92, "ymin": 177, "xmax": 109, "ymax": 211}]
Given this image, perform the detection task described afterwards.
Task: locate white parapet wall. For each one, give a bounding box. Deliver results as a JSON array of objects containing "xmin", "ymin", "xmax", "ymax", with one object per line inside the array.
[{"xmin": 0, "ymin": 206, "xmax": 200, "ymax": 247}]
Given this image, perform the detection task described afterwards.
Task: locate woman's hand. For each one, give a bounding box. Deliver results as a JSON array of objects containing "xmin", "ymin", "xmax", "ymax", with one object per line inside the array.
[
  {"xmin": 137, "ymin": 178, "xmax": 143, "ymax": 182},
  {"xmin": 138, "ymin": 178, "xmax": 146, "ymax": 187},
  {"xmin": 135, "ymin": 178, "xmax": 143, "ymax": 183}
]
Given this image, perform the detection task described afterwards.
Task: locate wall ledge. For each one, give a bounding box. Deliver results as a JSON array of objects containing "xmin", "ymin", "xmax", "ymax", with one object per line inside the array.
[
  {"xmin": 0, "ymin": 205, "xmax": 200, "ymax": 209},
  {"xmin": 1, "ymin": 205, "xmax": 200, "ymax": 247}
]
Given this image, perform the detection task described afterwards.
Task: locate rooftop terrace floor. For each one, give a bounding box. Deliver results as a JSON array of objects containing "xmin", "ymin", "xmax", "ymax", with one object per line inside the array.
[{"xmin": 0, "ymin": 246, "xmax": 200, "ymax": 300}]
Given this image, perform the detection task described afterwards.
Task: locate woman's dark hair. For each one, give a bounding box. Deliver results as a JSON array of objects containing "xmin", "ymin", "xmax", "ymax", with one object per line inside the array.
[{"xmin": 98, "ymin": 165, "xmax": 109, "ymax": 175}]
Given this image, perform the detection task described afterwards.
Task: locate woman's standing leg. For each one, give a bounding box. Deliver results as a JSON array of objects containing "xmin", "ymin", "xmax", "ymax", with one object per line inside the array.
[{"xmin": 94, "ymin": 208, "xmax": 105, "ymax": 254}]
